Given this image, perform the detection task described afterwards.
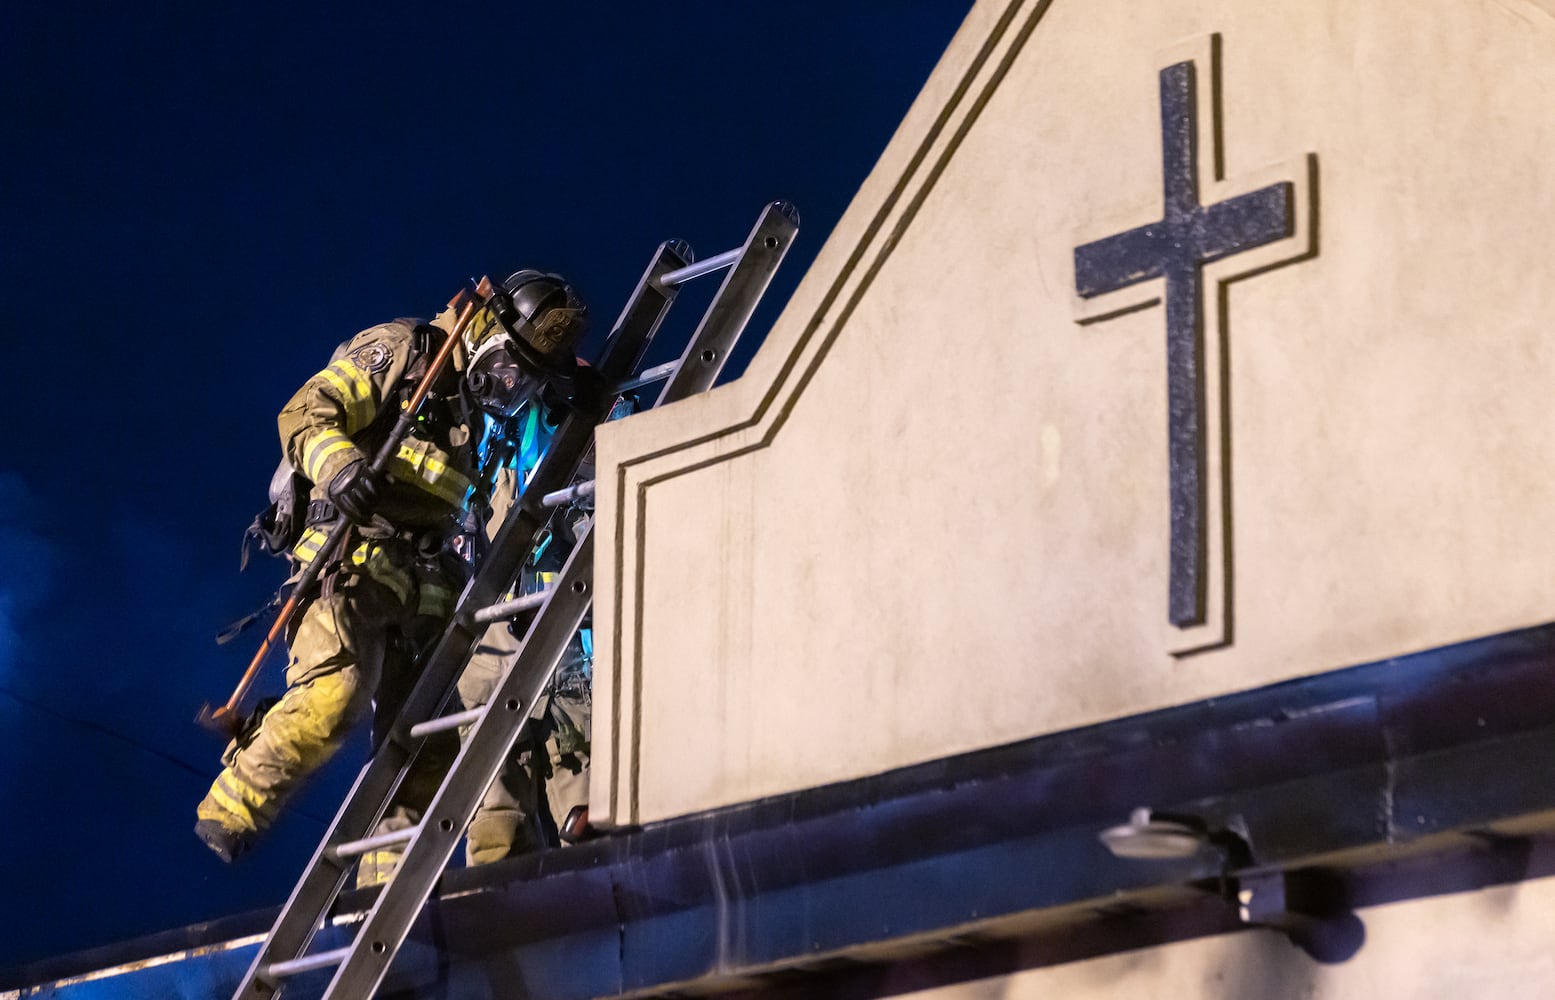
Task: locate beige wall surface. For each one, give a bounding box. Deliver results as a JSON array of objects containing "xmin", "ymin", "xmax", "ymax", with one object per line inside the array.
[
  {"xmin": 591, "ymin": 0, "xmax": 1555, "ymax": 826},
  {"xmin": 892, "ymin": 875, "xmax": 1555, "ymax": 999}
]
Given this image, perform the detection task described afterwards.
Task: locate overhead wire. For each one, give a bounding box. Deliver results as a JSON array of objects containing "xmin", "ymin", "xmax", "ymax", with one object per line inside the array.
[{"xmin": 0, "ymin": 684, "xmax": 331, "ymax": 828}]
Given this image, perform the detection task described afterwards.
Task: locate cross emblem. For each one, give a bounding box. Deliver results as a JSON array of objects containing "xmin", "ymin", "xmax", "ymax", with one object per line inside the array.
[{"xmin": 1072, "ymin": 35, "xmax": 1314, "ymax": 652}]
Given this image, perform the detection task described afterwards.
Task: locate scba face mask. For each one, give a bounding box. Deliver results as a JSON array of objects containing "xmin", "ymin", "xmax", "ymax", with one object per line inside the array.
[{"xmin": 466, "ymin": 346, "xmax": 541, "ymax": 419}]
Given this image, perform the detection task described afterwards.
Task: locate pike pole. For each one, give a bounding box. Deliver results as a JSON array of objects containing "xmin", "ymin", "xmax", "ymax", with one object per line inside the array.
[{"xmin": 196, "ymin": 278, "xmax": 494, "ymax": 739}]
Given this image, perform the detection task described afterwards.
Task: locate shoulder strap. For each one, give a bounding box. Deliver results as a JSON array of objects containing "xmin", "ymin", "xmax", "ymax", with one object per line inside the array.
[{"xmin": 399, "ymin": 321, "xmax": 447, "ymax": 386}]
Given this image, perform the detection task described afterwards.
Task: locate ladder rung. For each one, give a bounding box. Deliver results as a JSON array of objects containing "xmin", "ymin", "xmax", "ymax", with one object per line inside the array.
[
  {"xmin": 471, "ymin": 589, "xmax": 550, "ymax": 624},
  {"xmin": 331, "ymin": 826, "xmax": 418, "ymax": 861},
  {"xmin": 615, "ymin": 360, "xmax": 677, "ymax": 394},
  {"xmin": 542, "ymin": 480, "xmax": 595, "ymax": 508},
  {"xmin": 265, "ymin": 946, "xmax": 352, "ymax": 978},
  {"xmin": 409, "ymin": 707, "xmax": 483, "ymax": 739},
  {"xmin": 659, "ymin": 247, "xmax": 741, "ymax": 287}
]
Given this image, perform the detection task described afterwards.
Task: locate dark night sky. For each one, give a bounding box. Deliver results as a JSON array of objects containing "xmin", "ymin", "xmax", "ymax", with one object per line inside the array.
[{"xmin": 0, "ymin": 2, "xmax": 971, "ymax": 974}]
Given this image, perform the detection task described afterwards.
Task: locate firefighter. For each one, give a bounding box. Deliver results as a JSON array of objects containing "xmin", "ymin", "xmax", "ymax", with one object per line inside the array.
[
  {"xmin": 194, "ymin": 270, "xmax": 588, "ymax": 868},
  {"xmin": 456, "ymin": 395, "xmax": 620, "ymax": 863},
  {"xmin": 460, "ymin": 608, "xmax": 594, "ymax": 862}
]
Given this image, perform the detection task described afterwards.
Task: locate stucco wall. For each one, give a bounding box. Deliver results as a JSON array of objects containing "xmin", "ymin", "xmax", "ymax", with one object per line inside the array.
[
  {"xmin": 895, "ymin": 874, "xmax": 1555, "ymax": 999},
  {"xmin": 591, "ymin": 0, "xmax": 1555, "ymax": 826}
]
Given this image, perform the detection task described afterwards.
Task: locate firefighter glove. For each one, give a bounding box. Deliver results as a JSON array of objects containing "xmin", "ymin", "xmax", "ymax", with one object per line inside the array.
[{"xmin": 328, "ymin": 459, "xmax": 382, "ymax": 525}]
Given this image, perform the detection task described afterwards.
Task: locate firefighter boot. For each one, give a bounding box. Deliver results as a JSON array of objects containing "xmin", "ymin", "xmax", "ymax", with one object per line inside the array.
[
  {"xmin": 559, "ymin": 805, "xmax": 598, "ymax": 844},
  {"xmin": 195, "ymin": 819, "xmax": 254, "ymax": 864}
]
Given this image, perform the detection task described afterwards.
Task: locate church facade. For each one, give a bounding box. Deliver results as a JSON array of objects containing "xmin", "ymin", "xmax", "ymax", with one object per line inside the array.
[{"xmin": 10, "ymin": 1, "xmax": 1555, "ymax": 996}]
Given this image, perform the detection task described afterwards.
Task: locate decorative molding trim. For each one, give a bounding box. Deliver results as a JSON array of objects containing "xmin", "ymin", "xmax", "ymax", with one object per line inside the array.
[{"xmin": 596, "ymin": 0, "xmax": 1057, "ymax": 826}]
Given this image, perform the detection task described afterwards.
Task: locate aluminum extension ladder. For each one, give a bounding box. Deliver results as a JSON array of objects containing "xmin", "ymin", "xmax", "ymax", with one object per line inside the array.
[{"xmin": 232, "ymin": 200, "xmax": 799, "ymax": 1000}]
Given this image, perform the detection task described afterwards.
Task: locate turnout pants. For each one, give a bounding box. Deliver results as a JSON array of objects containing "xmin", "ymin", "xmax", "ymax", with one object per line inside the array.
[
  {"xmin": 458, "ymin": 621, "xmax": 591, "ymax": 864},
  {"xmin": 196, "ymin": 538, "xmax": 457, "ymax": 882}
]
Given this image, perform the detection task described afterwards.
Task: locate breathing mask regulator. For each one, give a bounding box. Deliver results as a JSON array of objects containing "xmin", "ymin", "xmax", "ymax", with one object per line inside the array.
[{"xmin": 462, "ymin": 270, "xmax": 588, "ymax": 419}]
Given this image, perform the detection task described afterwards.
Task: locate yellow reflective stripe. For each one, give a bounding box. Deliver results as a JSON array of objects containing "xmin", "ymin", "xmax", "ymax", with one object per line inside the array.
[
  {"xmin": 292, "ymin": 526, "xmax": 330, "ymax": 563},
  {"xmin": 328, "ymin": 359, "xmax": 372, "ymax": 403},
  {"xmin": 316, "ymin": 365, "xmax": 351, "ymax": 398},
  {"xmin": 419, "ymin": 454, "xmax": 472, "ymax": 501},
  {"xmin": 217, "ymin": 773, "xmax": 273, "ymax": 816},
  {"xmin": 303, "ymin": 430, "xmax": 355, "ymax": 482},
  {"xmin": 351, "ymin": 543, "xmax": 414, "ymax": 604},
  {"xmin": 418, "ymin": 582, "xmax": 455, "ymax": 618},
  {"xmin": 389, "ymin": 445, "xmax": 473, "ymax": 507},
  {"xmin": 361, "ymin": 849, "xmax": 403, "ymax": 863},
  {"xmin": 327, "ymin": 360, "xmax": 378, "ymax": 430},
  {"xmin": 209, "ymin": 779, "xmax": 252, "ymax": 823},
  {"xmin": 313, "ymin": 361, "xmax": 375, "ymax": 433},
  {"xmin": 356, "ymin": 849, "xmax": 402, "ymax": 888},
  {"xmin": 314, "ymin": 366, "xmax": 361, "ymax": 430}
]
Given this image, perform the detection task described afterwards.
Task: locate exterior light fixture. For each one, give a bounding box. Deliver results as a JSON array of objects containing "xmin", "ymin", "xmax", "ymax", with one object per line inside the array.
[
  {"xmin": 1098, "ymin": 808, "xmax": 1363, "ymax": 962},
  {"xmin": 1098, "ymin": 807, "xmax": 1209, "ymax": 860}
]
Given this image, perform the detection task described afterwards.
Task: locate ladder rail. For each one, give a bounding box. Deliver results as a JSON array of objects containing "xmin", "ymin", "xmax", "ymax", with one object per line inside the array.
[
  {"xmin": 655, "ymin": 200, "xmax": 799, "ymax": 406},
  {"xmin": 231, "ymin": 239, "xmax": 692, "ymax": 1000},
  {"xmin": 322, "ymin": 530, "xmax": 597, "ymax": 999}
]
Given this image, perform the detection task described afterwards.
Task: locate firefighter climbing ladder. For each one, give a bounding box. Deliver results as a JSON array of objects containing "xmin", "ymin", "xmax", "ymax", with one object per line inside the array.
[{"xmin": 232, "ymin": 201, "xmax": 799, "ymax": 1000}]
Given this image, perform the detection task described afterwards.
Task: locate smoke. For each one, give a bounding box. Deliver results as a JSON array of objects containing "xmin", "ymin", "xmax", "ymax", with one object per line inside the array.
[{"xmin": 0, "ymin": 472, "xmax": 59, "ymax": 681}]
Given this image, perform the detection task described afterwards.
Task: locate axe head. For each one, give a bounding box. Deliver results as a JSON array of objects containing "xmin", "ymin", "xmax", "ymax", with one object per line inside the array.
[{"xmin": 195, "ymin": 702, "xmax": 243, "ymax": 741}]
